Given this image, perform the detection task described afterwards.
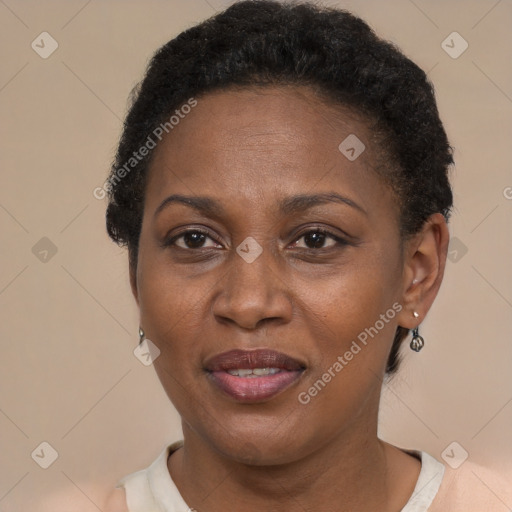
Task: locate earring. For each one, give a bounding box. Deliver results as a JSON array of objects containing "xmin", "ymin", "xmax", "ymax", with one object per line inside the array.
[
  {"xmin": 410, "ymin": 312, "xmax": 424, "ymax": 352},
  {"xmin": 139, "ymin": 327, "xmax": 145, "ymax": 345}
]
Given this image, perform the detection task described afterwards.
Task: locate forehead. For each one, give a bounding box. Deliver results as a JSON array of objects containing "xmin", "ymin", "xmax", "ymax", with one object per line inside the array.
[{"xmin": 144, "ymin": 85, "xmax": 395, "ymax": 221}]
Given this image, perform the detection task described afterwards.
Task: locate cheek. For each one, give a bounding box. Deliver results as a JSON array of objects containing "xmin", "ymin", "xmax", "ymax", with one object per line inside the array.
[
  {"xmin": 292, "ymin": 272, "xmax": 399, "ymax": 435},
  {"xmin": 294, "ymin": 250, "xmax": 400, "ymax": 336},
  {"xmin": 136, "ymin": 250, "xmax": 207, "ymax": 372},
  {"xmin": 138, "ymin": 264, "xmax": 209, "ymax": 415},
  {"xmin": 137, "ymin": 226, "xmax": 212, "ymax": 325},
  {"xmin": 292, "ymin": 250, "xmax": 401, "ymax": 395}
]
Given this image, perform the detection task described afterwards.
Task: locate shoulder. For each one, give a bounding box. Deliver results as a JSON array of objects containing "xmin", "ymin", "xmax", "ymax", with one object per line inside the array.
[
  {"xmin": 101, "ymin": 442, "xmax": 179, "ymax": 511},
  {"xmin": 35, "ymin": 484, "xmax": 128, "ymax": 512},
  {"xmin": 103, "ymin": 487, "xmax": 129, "ymax": 512},
  {"xmin": 429, "ymin": 459, "xmax": 512, "ymax": 512}
]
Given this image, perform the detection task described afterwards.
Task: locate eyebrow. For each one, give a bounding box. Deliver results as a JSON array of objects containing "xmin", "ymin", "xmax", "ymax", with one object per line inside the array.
[{"xmin": 153, "ymin": 192, "xmax": 367, "ymax": 219}]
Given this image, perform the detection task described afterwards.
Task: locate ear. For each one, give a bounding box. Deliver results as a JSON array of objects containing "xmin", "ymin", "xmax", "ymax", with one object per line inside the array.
[{"xmin": 396, "ymin": 213, "xmax": 450, "ymax": 329}]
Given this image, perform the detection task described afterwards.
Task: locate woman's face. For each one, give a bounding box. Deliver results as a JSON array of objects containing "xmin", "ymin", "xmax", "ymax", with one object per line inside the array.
[{"xmin": 134, "ymin": 86, "xmax": 412, "ymax": 464}]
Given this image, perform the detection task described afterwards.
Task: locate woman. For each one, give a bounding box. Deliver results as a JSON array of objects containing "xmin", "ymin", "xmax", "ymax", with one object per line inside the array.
[{"xmin": 102, "ymin": 1, "xmax": 504, "ymax": 510}]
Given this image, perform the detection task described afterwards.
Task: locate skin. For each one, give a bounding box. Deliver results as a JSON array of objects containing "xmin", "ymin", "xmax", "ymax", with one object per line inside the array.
[{"xmin": 105, "ymin": 85, "xmax": 449, "ymax": 512}]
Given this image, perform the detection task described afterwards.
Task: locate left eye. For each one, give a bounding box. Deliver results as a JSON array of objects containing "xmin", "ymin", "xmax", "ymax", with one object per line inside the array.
[{"xmin": 291, "ymin": 230, "xmax": 344, "ymax": 250}]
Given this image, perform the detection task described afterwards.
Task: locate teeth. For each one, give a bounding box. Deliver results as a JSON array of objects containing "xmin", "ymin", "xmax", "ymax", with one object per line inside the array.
[
  {"xmin": 226, "ymin": 368, "xmax": 281, "ymax": 377},
  {"xmin": 253, "ymin": 368, "xmax": 280, "ymax": 376}
]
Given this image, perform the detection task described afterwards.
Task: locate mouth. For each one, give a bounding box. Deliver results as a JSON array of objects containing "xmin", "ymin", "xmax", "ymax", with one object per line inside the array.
[{"xmin": 204, "ymin": 349, "xmax": 306, "ymax": 403}]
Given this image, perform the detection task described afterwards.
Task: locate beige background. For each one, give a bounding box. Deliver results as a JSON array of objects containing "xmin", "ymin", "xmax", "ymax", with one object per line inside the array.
[{"xmin": 1, "ymin": 0, "xmax": 511, "ymax": 510}]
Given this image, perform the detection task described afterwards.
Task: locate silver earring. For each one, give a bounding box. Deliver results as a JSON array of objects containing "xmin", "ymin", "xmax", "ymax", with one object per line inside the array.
[
  {"xmin": 139, "ymin": 327, "xmax": 145, "ymax": 344},
  {"xmin": 410, "ymin": 312, "xmax": 424, "ymax": 352},
  {"xmin": 410, "ymin": 327, "xmax": 424, "ymax": 352}
]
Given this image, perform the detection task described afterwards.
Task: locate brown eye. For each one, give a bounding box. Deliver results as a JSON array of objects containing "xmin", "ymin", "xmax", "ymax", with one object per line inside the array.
[
  {"xmin": 304, "ymin": 231, "xmax": 331, "ymax": 249},
  {"xmin": 181, "ymin": 232, "xmax": 207, "ymax": 248},
  {"xmin": 167, "ymin": 229, "xmax": 220, "ymax": 249},
  {"xmin": 292, "ymin": 229, "xmax": 344, "ymax": 250}
]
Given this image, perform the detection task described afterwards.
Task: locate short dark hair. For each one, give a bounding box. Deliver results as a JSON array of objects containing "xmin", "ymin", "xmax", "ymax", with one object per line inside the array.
[{"xmin": 105, "ymin": 0, "xmax": 453, "ymax": 374}]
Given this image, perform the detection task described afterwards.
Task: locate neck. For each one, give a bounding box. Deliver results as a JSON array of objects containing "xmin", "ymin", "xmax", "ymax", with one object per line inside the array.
[{"xmin": 168, "ymin": 414, "xmax": 416, "ymax": 512}]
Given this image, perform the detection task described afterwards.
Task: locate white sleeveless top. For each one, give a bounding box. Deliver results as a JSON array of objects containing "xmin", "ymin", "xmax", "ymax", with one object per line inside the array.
[{"xmin": 116, "ymin": 440, "xmax": 445, "ymax": 512}]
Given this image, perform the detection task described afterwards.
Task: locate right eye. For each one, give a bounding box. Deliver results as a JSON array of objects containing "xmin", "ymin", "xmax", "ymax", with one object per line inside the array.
[{"xmin": 164, "ymin": 229, "xmax": 222, "ymax": 250}]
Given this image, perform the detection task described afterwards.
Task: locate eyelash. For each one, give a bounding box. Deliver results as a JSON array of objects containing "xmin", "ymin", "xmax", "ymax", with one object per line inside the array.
[{"xmin": 163, "ymin": 227, "xmax": 349, "ymax": 251}]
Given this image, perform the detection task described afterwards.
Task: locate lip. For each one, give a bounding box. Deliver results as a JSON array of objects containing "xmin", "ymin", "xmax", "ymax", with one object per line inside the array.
[{"xmin": 204, "ymin": 349, "xmax": 306, "ymax": 403}]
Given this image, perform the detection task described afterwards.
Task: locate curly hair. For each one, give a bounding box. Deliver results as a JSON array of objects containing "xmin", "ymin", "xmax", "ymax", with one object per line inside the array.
[{"xmin": 105, "ymin": 0, "xmax": 453, "ymax": 374}]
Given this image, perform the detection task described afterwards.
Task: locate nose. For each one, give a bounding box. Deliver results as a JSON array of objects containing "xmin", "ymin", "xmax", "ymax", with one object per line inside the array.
[{"xmin": 211, "ymin": 242, "xmax": 293, "ymax": 331}]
